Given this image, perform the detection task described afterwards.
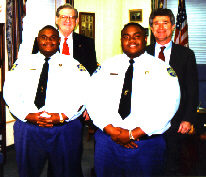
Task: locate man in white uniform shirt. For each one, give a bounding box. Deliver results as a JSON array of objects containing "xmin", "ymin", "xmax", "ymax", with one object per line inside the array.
[
  {"xmin": 86, "ymin": 23, "xmax": 180, "ymax": 177},
  {"xmin": 3, "ymin": 25, "xmax": 89, "ymax": 177}
]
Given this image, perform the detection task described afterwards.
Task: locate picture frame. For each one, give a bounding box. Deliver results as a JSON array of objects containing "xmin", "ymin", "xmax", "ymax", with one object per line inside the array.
[
  {"xmin": 66, "ymin": 0, "xmax": 74, "ymax": 7},
  {"xmin": 129, "ymin": 9, "xmax": 142, "ymax": 23},
  {"xmin": 79, "ymin": 12, "xmax": 95, "ymax": 40}
]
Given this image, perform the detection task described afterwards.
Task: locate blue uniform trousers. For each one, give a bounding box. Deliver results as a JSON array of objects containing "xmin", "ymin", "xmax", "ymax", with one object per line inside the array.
[
  {"xmin": 94, "ymin": 129, "xmax": 166, "ymax": 177},
  {"xmin": 14, "ymin": 119, "xmax": 83, "ymax": 177}
]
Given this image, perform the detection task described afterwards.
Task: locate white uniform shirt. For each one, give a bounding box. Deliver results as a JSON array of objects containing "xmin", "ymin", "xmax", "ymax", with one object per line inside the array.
[
  {"xmin": 3, "ymin": 52, "xmax": 90, "ymax": 122},
  {"xmin": 86, "ymin": 52, "xmax": 180, "ymax": 136}
]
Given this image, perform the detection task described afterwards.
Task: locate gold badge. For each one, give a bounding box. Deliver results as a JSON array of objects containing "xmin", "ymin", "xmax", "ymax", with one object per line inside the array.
[
  {"xmin": 10, "ymin": 64, "xmax": 18, "ymax": 71},
  {"xmin": 77, "ymin": 64, "xmax": 86, "ymax": 71},
  {"xmin": 145, "ymin": 71, "xmax": 149, "ymax": 74},
  {"xmin": 59, "ymin": 64, "xmax": 62, "ymax": 67},
  {"xmin": 167, "ymin": 67, "xmax": 177, "ymax": 77},
  {"xmin": 124, "ymin": 90, "xmax": 129, "ymax": 95}
]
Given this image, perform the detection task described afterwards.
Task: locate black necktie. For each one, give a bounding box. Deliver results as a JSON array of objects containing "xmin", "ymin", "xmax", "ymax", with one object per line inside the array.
[
  {"xmin": 118, "ymin": 59, "xmax": 134, "ymax": 120},
  {"xmin": 34, "ymin": 57, "xmax": 50, "ymax": 109},
  {"xmin": 158, "ymin": 46, "xmax": 166, "ymax": 61}
]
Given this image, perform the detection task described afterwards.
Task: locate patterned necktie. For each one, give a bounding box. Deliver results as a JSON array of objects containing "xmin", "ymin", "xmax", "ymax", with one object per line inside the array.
[
  {"xmin": 158, "ymin": 46, "xmax": 166, "ymax": 61},
  {"xmin": 34, "ymin": 57, "xmax": 50, "ymax": 109},
  {"xmin": 118, "ymin": 59, "xmax": 134, "ymax": 120},
  {"xmin": 62, "ymin": 37, "xmax": 70, "ymax": 55}
]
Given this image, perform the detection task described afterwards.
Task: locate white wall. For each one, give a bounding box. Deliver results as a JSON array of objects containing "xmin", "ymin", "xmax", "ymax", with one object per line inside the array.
[
  {"xmin": 0, "ymin": 0, "xmax": 5, "ymax": 23},
  {"xmin": 75, "ymin": 0, "xmax": 151, "ymax": 64},
  {"xmin": 18, "ymin": 0, "xmax": 56, "ymax": 57}
]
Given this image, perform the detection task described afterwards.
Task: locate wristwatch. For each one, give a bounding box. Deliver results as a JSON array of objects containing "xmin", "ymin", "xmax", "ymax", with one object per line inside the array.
[{"xmin": 129, "ymin": 130, "xmax": 135, "ymax": 140}]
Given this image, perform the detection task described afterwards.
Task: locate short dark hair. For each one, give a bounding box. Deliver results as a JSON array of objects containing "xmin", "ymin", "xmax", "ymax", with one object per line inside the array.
[
  {"xmin": 149, "ymin": 8, "xmax": 175, "ymax": 27},
  {"xmin": 56, "ymin": 3, "xmax": 78, "ymax": 18},
  {"xmin": 121, "ymin": 23, "xmax": 146, "ymax": 37},
  {"xmin": 38, "ymin": 25, "xmax": 59, "ymax": 36}
]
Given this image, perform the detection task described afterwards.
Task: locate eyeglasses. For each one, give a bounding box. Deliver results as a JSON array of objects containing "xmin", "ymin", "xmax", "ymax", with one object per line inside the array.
[{"xmin": 59, "ymin": 15, "xmax": 77, "ymax": 22}]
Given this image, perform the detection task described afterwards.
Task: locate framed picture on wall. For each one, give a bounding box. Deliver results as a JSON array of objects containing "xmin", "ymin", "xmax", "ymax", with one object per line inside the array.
[
  {"xmin": 79, "ymin": 12, "xmax": 95, "ymax": 40},
  {"xmin": 129, "ymin": 9, "xmax": 142, "ymax": 23},
  {"xmin": 66, "ymin": 0, "xmax": 74, "ymax": 6}
]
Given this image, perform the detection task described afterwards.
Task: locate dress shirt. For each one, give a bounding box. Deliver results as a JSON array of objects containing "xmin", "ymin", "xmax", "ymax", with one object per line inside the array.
[
  {"xmin": 86, "ymin": 52, "xmax": 180, "ymax": 136},
  {"xmin": 4, "ymin": 52, "xmax": 90, "ymax": 122},
  {"xmin": 59, "ymin": 32, "xmax": 73, "ymax": 57},
  {"xmin": 155, "ymin": 41, "xmax": 172, "ymax": 64}
]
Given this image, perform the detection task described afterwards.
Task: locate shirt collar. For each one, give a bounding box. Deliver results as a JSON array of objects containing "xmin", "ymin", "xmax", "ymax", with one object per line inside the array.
[
  {"xmin": 156, "ymin": 41, "xmax": 172, "ymax": 51},
  {"xmin": 37, "ymin": 51, "xmax": 60, "ymax": 61},
  {"xmin": 122, "ymin": 51, "xmax": 147, "ymax": 62},
  {"xmin": 59, "ymin": 31, "xmax": 73, "ymax": 41}
]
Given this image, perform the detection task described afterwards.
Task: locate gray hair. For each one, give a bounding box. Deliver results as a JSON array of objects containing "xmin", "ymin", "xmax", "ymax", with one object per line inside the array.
[{"xmin": 56, "ymin": 3, "xmax": 78, "ymax": 18}]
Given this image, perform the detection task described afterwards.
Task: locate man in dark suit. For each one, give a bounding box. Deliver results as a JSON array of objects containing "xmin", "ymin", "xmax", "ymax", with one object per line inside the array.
[
  {"xmin": 32, "ymin": 4, "xmax": 97, "ymax": 75},
  {"xmin": 55, "ymin": 3, "xmax": 97, "ymax": 75},
  {"xmin": 146, "ymin": 8, "xmax": 199, "ymax": 176}
]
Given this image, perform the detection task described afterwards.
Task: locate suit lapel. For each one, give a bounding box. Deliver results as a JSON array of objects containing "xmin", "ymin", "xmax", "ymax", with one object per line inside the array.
[
  {"xmin": 146, "ymin": 44, "xmax": 155, "ymax": 56},
  {"xmin": 73, "ymin": 33, "xmax": 81, "ymax": 61},
  {"xmin": 170, "ymin": 42, "xmax": 180, "ymax": 67}
]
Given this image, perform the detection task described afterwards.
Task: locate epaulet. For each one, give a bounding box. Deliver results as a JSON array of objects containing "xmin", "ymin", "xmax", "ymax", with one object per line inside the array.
[
  {"xmin": 93, "ymin": 63, "xmax": 101, "ymax": 74},
  {"xmin": 10, "ymin": 64, "xmax": 18, "ymax": 71},
  {"xmin": 77, "ymin": 64, "xmax": 86, "ymax": 71},
  {"xmin": 167, "ymin": 67, "xmax": 177, "ymax": 77}
]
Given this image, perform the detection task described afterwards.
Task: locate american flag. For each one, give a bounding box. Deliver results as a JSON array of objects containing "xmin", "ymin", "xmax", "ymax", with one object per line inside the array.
[{"xmin": 174, "ymin": 0, "xmax": 189, "ymax": 47}]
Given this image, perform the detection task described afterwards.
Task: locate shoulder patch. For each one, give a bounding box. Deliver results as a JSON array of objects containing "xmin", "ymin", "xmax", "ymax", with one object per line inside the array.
[
  {"xmin": 77, "ymin": 64, "xmax": 86, "ymax": 71},
  {"xmin": 10, "ymin": 64, "xmax": 18, "ymax": 71},
  {"xmin": 167, "ymin": 67, "xmax": 177, "ymax": 77},
  {"xmin": 93, "ymin": 65, "xmax": 101, "ymax": 74}
]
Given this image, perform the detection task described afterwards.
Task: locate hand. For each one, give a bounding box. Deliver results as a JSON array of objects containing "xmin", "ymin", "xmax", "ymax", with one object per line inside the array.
[
  {"xmin": 104, "ymin": 125, "xmax": 138, "ymax": 148},
  {"xmin": 177, "ymin": 121, "xmax": 191, "ymax": 134},
  {"xmin": 111, "ymin": 128, "xmax": 138, "ymax": 149},
  {"xmin": 111, "ymin": 127, "xmax": 130, "ymax": 144},
  {"xmin": 38, "ymin": 112, "xmax": 60, "ymax": 128},
  {"xmin": 83, "ymin": 110, "xmax": 90, "ymax": 121},
  {"xmin": 25, "ymin": 112, "xmax": 42, "ymax": 124},
  {"xmin": 26, "ymin": 111, "xmax": 67, "ymax": 128}
]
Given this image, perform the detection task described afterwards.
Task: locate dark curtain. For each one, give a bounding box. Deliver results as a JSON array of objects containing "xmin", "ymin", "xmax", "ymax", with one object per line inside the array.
[{"xmin": 6, "ymin": 0, "xmax": 26, "ymax": 70}]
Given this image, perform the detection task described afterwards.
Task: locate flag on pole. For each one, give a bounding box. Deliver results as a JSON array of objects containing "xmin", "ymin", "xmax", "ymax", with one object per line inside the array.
[{"xmin": 174, "ymin": 0, "xmax": 189, "ymax": 47}]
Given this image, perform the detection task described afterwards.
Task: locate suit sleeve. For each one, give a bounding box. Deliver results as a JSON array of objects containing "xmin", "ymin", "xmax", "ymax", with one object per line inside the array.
[
  {"xmin": 183, "ymin": 49, "xmax": 199, "ymax": 124},
  {"xmin": 73, "ymin": 33, "xmax": 97, "ymax": 76},
  {"xmin": 85, "ymin": 37, "xmax": 97, "ymax": 75}
]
